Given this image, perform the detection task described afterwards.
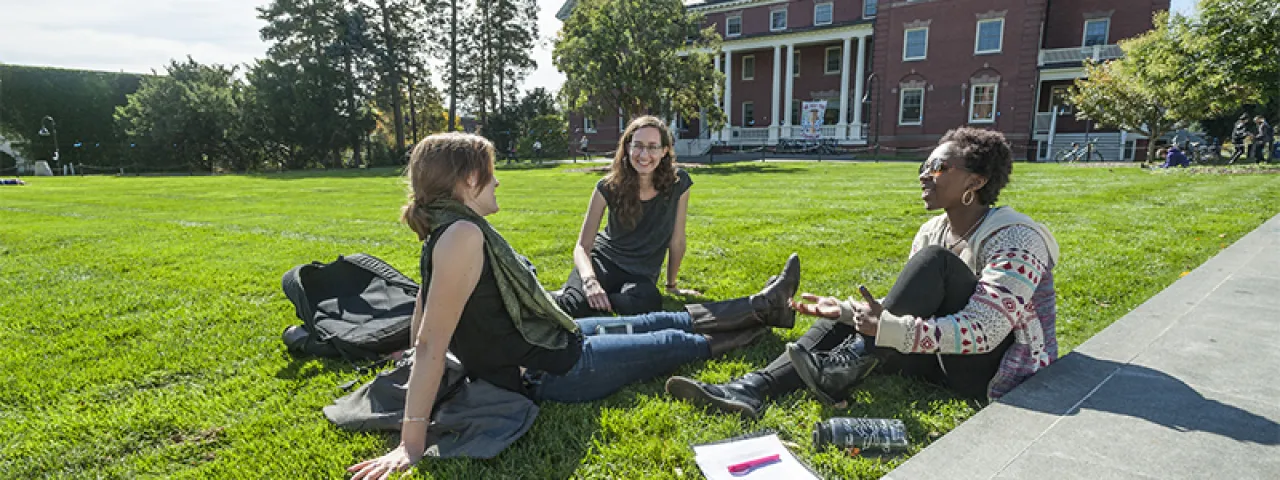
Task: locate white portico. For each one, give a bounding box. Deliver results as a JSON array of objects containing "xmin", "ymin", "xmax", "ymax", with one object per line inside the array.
[{"xmin": 709, "ymin": 22, "xmax": 873, "ymax": 146}]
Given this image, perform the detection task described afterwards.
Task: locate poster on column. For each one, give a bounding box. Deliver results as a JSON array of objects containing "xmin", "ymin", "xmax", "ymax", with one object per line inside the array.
[{"xmin": 800, "ymin": 101, "xmax": 827, "ymax": 140}]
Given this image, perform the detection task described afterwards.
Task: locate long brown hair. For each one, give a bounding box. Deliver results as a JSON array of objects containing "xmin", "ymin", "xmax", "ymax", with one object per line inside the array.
[
  {"xmin": 603, "ymin": 116, "xmax": 678, "ymax": 230},
  {"xmin": 400, "ymin": 133, "xmax": 496, "ymax": 240}
]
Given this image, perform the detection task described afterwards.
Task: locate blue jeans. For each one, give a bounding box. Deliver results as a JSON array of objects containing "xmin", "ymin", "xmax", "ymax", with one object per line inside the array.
[{"xmin": 528, "ymin": 311, "xmax": 710, "ymax": 403}]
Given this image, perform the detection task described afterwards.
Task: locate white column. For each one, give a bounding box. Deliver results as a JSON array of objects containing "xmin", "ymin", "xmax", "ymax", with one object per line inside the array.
[
  {"xmin": 852, "ymin": 35, "xmax": 867, "ymax": 140},
  {"xmin": 723, "ymin": 50, "xmax": 733, "ymax": 141},
  {"xmin": 837, "ymin": 37, "xmax": 852, "ymax": 140},
  {"xmin": 770, "ymin": 44, "xmax": 782, "ymax": 144},
  {"xmin": 713, "ymin": 54, "xmax": 722, "ymax": 141},
  {"xmin": 783, "ymin": 43, "xmax": 795, "ymax": 137}
]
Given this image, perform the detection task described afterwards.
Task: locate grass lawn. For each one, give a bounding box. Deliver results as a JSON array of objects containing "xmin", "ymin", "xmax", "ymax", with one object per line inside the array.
[{"xmin": 2, "ymin": 162, "xmax": 1278, "ymax": 479}]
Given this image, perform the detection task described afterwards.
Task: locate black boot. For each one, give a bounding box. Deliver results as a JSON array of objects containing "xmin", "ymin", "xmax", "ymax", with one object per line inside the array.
[
  {"xmin": 786, "ymin": 335, "xmax": 879, "ymax": 405},
  {"xmin": 686, "ymin": 253, "xmax": 800, "ymax": 332},
  {"xmin": 705, "ymin": 327, "xmax": 768, "ymax": 357},
  {"xmin": 665, "ymin": 372, "xmax": 772, "ymax": 419}
]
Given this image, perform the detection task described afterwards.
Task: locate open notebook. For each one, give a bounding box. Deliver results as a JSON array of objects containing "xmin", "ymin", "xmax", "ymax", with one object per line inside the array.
[{"xmin": 692, "ymin": 433, "xmax": 819, "ymax": 480}]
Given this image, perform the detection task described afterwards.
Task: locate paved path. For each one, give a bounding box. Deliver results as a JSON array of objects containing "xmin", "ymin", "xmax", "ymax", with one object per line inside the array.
[{"xmin": 887, "ymin": 213, "xmax": 1280, "ymax": 479}]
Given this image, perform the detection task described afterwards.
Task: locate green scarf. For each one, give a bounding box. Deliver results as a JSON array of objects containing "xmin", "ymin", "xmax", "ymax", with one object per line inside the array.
[{"xmin": 425, "ymin": 198, "xmax": 580, "ymax": 349}]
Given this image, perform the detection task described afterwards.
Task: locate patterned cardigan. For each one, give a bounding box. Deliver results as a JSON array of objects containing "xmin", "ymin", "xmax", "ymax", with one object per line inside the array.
[{"xmin": 839, "ymin": 207, "xmax": 1060, "ymax": 399}]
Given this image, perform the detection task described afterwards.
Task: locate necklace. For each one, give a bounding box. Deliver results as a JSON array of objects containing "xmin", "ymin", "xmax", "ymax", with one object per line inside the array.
[{"xmin": 945, "ymin": 208, "xmax": 990, "ymax": 251}]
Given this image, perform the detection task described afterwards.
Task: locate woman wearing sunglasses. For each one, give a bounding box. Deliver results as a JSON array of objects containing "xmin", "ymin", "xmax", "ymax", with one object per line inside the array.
[
  {"xmin": 666, "ymin": 127, "xmax": 1061, "ymax": 417},
  {"xmin": 556, "ymin": 115, "xmax": 701, "ymax": 317}
]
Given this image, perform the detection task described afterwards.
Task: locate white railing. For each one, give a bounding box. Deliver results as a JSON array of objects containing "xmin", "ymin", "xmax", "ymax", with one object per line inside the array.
[
  {"xmin": 1038, "ymin": 44, "xmax": 1123, "ymax": 66},
  {"xmin": 1034, "ymin": 113, "xmax": 1054, "ymax": 134},
  {"xmin": 675, "ymin": 138, "xmax": 713, "ymax": 156}
]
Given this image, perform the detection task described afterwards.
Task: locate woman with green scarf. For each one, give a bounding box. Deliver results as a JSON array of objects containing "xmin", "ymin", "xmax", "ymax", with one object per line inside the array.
[{"xmin": 349, "ymin": 133, "xmax": 799, "ymax": 477}]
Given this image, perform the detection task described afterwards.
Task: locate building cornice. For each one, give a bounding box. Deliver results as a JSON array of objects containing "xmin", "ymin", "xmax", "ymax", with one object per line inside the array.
[{"xmin": 688, "ymin": 0, "xmax": 789, "ymax": 14}]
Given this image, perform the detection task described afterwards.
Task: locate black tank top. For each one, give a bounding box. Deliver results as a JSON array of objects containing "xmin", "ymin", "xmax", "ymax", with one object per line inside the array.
[{"xmin": 421, "ymin": 221, "xmax": 582, "ymax": 394}]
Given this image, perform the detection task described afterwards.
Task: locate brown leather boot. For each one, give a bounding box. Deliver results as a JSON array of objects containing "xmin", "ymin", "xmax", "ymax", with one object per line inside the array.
[
  {"xmin": 704, "ymin": 327, "xmax": 768, "ymax": 356},
  {"xmin": 687, "ymin": 253, "xmax": 800, "ymax": 332}
]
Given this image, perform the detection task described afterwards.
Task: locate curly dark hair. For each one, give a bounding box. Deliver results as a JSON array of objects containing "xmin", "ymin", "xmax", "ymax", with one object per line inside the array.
[
  {"xmin": 939, "ymin": 127, "xmax": 1012, "ymax": 206},
  {"xmin": 603, "ymin": 116, "xmax": 678, "ymax": 230}
]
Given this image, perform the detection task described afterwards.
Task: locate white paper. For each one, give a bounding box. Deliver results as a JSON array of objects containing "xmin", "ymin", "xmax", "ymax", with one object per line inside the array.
[{"xmin": 692, "ymin": 434, "xmax": 818, "ymax": 480}]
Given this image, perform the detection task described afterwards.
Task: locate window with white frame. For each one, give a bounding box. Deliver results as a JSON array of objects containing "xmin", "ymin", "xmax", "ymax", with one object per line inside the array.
[
  {"xmin": 1083, "ymin": 18, "xmax": 1109, "ymax": 46},
  {"xmin": 771, "ymin": 9, "xmax": 787, "ymax": 31},
  {"xmin": 904, "ymin": 28, "xmax": 928, "ymax": 61},
  {"xmin": 742, "ymin": 102, "xmax": 755, "ymax": 126},
  {"xmin": 975, "ymin": 18, "xmax": 1003, "ymax": 54},
  {"xmin": 793, "ymin": 51, "xmax": 801, "ymax": 77},
  {"xmin": 815, "ymin": 2, "xmax": 833, "ymax": 25},
  {"xmin": 584, "ymin": 117, "xmax": 596, "ymax": 133},
  {"xmin": 824, "ymin": 46, "xmax": 842, "ymax": 74},
  {"xmin": 969, "ymin": 84, "xmax": 997, "ymax": 123},
  {"xmin": 726, "ymin": 15, "xmax": 742, "ymax": 37},
  {"xmin": 742, "ymin": 55, "xmax": 755, "ymax": 80},
  {"xmin": 863, "ymin": 0, "xmax": 877, "ymax": 18},
  {"xmin": 899, "ymin": 88, "xmax": 924, "ymax": 125},
  {"xmin": 1049, "ymin": 86, "xmax": 1074, "ymax": 115}
]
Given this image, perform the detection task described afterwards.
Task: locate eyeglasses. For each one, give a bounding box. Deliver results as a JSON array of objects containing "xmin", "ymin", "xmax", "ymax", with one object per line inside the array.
[
  {"xmin": 919, "ymin": 157, "xmax": 958, "ymax": 177},
  {"xmin": 629, "ymin": 143, "xmax": 666, "ymax": 156}
]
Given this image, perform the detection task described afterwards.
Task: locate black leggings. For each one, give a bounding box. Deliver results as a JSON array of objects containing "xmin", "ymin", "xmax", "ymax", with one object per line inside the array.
[
  {"xmin": 556, "ymin": 254, "xmax": 663, "ymax": 318},
  {"xmin": 760, "ymin": 245, "xmax": 1013, "ymax": 400}
]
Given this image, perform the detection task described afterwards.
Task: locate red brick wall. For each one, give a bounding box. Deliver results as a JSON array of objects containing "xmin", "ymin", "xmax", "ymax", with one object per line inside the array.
[
  {"xmin": 870, "ymin": 0, "xmax": 1047, "ymax": 156},
  {"xmin": 699, "ymin": 0, "xmax": 871, "ymax": 37},
  {"xmin": 1043, "ymin": 0, "xmax": 1168, "ymax": 49}
]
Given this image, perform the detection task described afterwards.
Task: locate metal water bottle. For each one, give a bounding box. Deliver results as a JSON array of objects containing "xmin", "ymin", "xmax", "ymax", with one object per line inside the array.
[{"xmin": 812, "ymin": 418, "xmax": 909, "ymax": 453}]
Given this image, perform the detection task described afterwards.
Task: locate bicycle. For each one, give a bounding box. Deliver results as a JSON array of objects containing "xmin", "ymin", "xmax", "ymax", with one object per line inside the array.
[{"xmin": 1054, "ymin": 139, "xmax": 1105, "ymax": 163}]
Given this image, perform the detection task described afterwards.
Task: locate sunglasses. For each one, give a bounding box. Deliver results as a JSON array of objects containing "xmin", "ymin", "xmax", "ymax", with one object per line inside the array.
[{"xmin": 919, "ymin": 157, "xmax": 960, "ymax": 177}]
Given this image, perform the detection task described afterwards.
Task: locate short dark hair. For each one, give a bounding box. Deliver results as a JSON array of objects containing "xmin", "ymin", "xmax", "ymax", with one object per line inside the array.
[{"xmin": 939, "ymin": 127, "xmax": 1012, "ymax": 206}]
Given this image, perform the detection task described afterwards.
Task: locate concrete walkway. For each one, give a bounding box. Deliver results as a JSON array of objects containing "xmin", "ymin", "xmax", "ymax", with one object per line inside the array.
[{"xmin": 887, "ymin": 213, "xmax": 1280, "ymax": 479}]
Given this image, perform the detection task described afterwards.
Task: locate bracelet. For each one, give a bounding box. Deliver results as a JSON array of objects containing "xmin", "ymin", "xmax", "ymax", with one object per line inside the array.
[
  {"xmin": 666, "ymin": 283, "xmax": 678, "ymax": 289},
  {"xmin": 403, "ymin": 416, "xmax": 429, "ymax": 423}
]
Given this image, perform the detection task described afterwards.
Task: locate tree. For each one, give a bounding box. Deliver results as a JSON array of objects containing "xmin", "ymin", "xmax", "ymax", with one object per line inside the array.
[
  {"xmin": 114, "ymin": 58, "xmax": 244, "ymax": 171},
  {"xmin": 1071, "ymin": 12, "xmax": 1245, "ymax": 161},
  {"xmin": 554, "ymin": 0, "xmax": 724, "ymax": 128},
  {"xmin": 518, "ymin": 114, "xmax": 568, "ymax": 158},
  {"xmin": 1194, "ymin": 0, "xmax": 1280, "ymax": 114}
]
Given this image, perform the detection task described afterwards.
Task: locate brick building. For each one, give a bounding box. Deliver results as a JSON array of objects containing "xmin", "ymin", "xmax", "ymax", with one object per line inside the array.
[{"xmin": 557, "ymin": 0, "xmax": 1169, "ymax": 160}]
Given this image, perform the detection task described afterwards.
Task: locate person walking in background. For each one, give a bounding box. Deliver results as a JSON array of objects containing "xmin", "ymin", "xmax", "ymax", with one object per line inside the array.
[
  {"xmin": 580, "ymin": 135, "xmax": 590, "ymax": 161},
  {"xmin": 1255, "ymin": 116, "xmax": 1273, "ymax": 164},
  {"xmin": 1229, "ymin": 115, "xmax": 1249, "ymax": 164}
]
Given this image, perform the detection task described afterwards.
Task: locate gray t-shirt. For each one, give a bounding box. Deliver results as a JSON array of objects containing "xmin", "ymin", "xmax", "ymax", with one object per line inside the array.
[{"xmin": 593, "ymin": 169, "xmax": 693, "ymax": 281}]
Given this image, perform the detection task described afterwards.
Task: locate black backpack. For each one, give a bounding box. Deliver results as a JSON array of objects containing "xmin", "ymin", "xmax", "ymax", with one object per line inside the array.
[{"xmin": 281, "ymin": 253, "xmax": 419, "ymax": 361}]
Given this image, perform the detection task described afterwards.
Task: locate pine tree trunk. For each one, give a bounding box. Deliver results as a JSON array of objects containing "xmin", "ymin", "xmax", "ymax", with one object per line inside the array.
[
  {"xmin": 377, "ymin": 0, "xmax": 405, "ymax": 151},
  {"xmin": 408, "ymin": 70, "xmax": 419, "ymax": 143},
  {"xmin": 448, "ymin": 0, "xmax": 458, "ymax": 131}
]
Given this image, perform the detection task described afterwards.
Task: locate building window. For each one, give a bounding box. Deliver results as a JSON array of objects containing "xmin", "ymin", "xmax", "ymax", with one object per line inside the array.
[
  {"xmin": 742, "ymin": 55, "xmax": 755, "ymax": 80},
  {"xmin": 969, "ymin": 84, "xmax": 997, "ymax": 123},
  {"xmin": 771, "ymin": 9, "xmax": 788, "ymax": 31},
  {"xmin": 975, "ymin": 18, "xmax": 1003, "ymax": 54},
  {"xmin": 793, "ymin": 51, "xmax": 801, "ymax": 77},
  {"xmin": 824, "ymin": 46, "xmax": 842, "ymax": 74},
  {"xmin": 904, "ymin": 27, "xmax": 928, "ymax": 61},
  {"xmin": 742, "ymin": 101, "xmax": 755, "ymax": 126},
  {"xmin": 899, "ymin": 88, "xmax": 924, "ymax": 125},
  {"xmin": 815, "ymin": 2, "xmax": 833, "ymax": 26},
  {"xmin": 584, "ymin": 117, "xmax": 596, "ymax": 133},
  {"xmin": 1050, "ymin": 86, "xmax": 1074, "ymax": 115},
  {"xmin": 1083, "ymin": 18, "xmax": 1109, "ymax": 46},
  {"xmin": 726, "ymin": 15, "xmax": 742, "ymax": 37},
  {"xmin": 863, "ymin": 0, "xmax": 877, "ymax": 18},
  {"xmin": 791, "ymin": 100, "xmax": 801, "ymax": 124}
]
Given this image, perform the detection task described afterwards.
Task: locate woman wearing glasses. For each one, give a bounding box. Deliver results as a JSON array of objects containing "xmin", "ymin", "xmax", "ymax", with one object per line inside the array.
[
  {"xmin": 556, "ymin": 116, "xmax": 701, "ymax": 317},
  {"xmin": 666, "ymin": 128, "xmax": 1061, "ymax": 418}
]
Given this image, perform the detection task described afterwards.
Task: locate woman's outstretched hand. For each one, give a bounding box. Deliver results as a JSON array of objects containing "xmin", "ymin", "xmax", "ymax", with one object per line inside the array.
[
  {"xmin": 852, "ymin": 285, "xmax": 884, "ymax": 336},
  {"xmin": 790, "ymin": 293, "xmax": 843, "ymax": 319},
  {"xmin": 348, "ymin": 443, "xmax": 421, "ymax": 480}
]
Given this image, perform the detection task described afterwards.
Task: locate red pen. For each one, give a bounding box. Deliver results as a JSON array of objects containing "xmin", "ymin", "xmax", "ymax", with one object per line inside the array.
[{"xmin": 727, "ymin": 454, "xmax": 781, "ymax": 475}]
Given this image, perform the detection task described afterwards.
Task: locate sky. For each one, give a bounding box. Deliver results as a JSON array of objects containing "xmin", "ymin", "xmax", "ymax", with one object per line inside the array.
[{"xmin": 1, "ymin": 0, "xmax": 1196, "ymax": 95}]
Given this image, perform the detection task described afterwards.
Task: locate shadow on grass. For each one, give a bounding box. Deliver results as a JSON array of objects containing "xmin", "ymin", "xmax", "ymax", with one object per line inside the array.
[
  {"xmin": 495, "ymin": 161, "xmax": 563, "ymax": 171},
  {"xmin": 250, "ymin": 167, "xmax": 407, "ymax": 180},
  {"xmin": 686, "ymin": 163, "xmax": 808, "ymax": 176}
]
